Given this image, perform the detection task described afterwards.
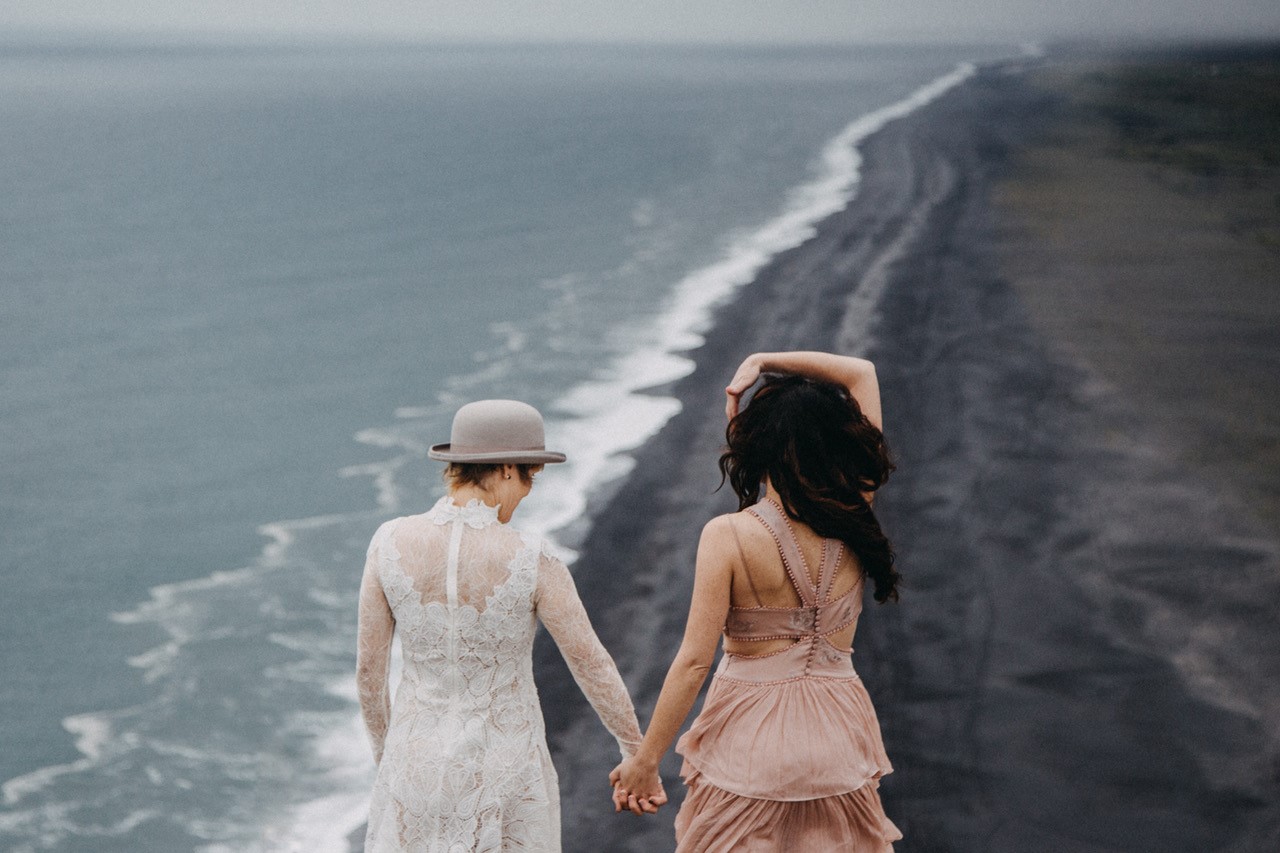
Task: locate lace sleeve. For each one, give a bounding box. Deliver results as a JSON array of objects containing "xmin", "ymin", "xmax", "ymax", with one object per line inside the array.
[
  {"xmin": 356, "ymin": 524, "xmax": 395, "ymax": 764},
  {"xmin": 534, "ymin": 549, "xmax": 643, "ymax": 759}
]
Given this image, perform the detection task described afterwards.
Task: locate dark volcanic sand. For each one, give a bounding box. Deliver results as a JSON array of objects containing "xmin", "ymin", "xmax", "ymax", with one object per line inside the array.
[{"xmin": 534, "ymin": 56, "xmax": 1280, "ymax": 853}]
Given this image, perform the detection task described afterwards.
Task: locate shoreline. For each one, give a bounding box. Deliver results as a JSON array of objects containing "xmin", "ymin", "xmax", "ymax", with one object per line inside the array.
[{"xmin": 541, "ymin": 48, "xmax": 1280, "ymax": 853}]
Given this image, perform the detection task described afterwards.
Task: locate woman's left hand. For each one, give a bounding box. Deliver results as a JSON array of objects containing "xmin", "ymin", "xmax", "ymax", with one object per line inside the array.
[
  {"xmin": 609, "ymin": 756, "xmax": 668, "ymax": 815},
  {"xmin": 725, "ymin": 353, "xmax": 765, "ymax": 421}
]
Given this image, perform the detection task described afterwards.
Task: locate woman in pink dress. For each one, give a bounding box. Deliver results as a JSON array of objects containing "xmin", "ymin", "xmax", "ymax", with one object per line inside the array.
[{"xmin": 611, "ymin": 351, "xmax": 902, "ymax": 851}]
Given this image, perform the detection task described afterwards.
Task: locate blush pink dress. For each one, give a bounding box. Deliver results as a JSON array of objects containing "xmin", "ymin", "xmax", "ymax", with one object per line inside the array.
[{"xmin": 674, "ymin": 499, "xmax": 902, "ymax": 852}]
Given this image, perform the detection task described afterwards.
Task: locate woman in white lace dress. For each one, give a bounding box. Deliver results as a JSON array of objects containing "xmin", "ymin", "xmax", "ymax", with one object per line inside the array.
[{"xmin": 357, "ymin": 399, "xmax": 646, "ymax": 852}]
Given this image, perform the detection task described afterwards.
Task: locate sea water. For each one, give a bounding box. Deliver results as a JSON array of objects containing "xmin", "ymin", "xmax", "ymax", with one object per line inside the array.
[{"xmin": 0, "ymin": 39, "xmax": 1015, "ymax": 851}]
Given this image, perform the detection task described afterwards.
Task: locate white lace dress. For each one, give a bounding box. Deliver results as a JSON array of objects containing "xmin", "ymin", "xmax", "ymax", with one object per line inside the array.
[{"xmin": 357, "ymin": 497, "xmax": 642, "ymax": 852}]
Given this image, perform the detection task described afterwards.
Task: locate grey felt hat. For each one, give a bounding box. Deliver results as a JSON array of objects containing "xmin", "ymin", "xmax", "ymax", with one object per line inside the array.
[{"xmin": 428, "ymin": 399, "xmax": 567, "ymax": 464}]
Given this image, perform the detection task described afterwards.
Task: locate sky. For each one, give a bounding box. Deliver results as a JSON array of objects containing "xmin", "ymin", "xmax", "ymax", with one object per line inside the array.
[{"xmin": 4, "ymin": 0, "xmax": 1280, "ymax": 45}]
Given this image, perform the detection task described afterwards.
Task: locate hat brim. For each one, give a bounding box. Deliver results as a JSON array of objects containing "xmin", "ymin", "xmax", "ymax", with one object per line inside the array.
[{"xmin": 428, "ymin": 444, "xmax": 567, "ymax": 464}]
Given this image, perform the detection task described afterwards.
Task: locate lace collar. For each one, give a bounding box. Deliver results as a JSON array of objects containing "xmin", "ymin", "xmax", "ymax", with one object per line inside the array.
[{"xmin": 429, "ymin": 496, "xmax": 502, "ymax": 528}]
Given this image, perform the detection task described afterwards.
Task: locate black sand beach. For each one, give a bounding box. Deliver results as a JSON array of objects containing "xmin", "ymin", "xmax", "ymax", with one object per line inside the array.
[{"xmin": 531, "ymin": 47, "xmax": 1280, "ymax": 853}]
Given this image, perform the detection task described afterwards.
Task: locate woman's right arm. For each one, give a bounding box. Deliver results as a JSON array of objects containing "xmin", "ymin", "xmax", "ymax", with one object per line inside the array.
[
  {"xmin": 356, "ymin": 528, "xmax": 395, "ymax": 764},
  {"xmin": 725, "ymin": 350, "xmax": 882, "ymax": 431},
  {"xmin": 608, "ymin": 515, "xmax": 736, "ymax": 813}
]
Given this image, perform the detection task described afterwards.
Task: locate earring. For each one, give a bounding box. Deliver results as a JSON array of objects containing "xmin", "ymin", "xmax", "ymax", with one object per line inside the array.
[{"xmin": 504, "ymin": 474, "xmax": 512, "ymax": 480}]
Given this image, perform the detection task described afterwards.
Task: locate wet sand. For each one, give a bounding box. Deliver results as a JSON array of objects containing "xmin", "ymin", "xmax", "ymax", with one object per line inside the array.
[{"xmin": 535, "ymin": 49, "xmax": 1280, "ymax": 853}]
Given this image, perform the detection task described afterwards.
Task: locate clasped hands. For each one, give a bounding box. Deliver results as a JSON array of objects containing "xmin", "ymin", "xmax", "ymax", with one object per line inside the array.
[{"xmin": 609, "ymin": 755, "xmax": 668, "ymax": 816}]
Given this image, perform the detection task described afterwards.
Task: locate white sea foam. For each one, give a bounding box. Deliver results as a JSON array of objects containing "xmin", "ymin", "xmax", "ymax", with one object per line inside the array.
[
  {"xmin": 338, "ymin": 457, "xmax": 404, "ymax": 514},
  {"xmin": 256, "ymin": 685, "xmax": 374, "ymax": 853},
  {"xmin": 1, "ymin": 715, "xmax": 112, "ymax": 807}
]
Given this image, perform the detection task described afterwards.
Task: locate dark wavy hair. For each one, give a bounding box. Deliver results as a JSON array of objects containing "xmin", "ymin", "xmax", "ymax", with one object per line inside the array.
[{"xmin": 719, "ymin": 374, "xmax": 900, "ymax": 603}]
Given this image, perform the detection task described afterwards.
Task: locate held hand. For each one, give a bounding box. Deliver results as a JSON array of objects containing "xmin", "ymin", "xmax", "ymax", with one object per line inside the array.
[
  {"xmin": 609, "ymin": 756, "xmax": 668, "ymax": 816},
  {"xmin": 611, "ymin": 782, "xmax": 664, "ymax": 816},
  {"xmin": 725, "ymin": 354, "xmax": 765, "ymax": 421}
]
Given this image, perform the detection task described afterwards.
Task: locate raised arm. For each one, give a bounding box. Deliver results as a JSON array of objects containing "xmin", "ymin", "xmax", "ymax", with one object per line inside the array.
[
  {"xmin": 609, "ymin": 515, "xmax": 735, "ymax": 813},
  {"xmin": 534, "ymin": 549, "xmax": 644, "ymax": 761},
  {"xmin": 725, "ymin": 350, "xmax": 882, "ymax": 431},
  {"xmin": 356, "ymin": 526, "xmax": 395, "ymax": 764}
]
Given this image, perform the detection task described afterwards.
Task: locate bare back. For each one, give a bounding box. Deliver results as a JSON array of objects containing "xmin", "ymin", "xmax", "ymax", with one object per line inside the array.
[{"xmin": 721, "ymin": 505, "xmax": 864, "ymax": 657}]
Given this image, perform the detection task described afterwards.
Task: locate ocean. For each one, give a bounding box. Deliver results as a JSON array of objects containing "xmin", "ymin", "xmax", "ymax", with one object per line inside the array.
[{"xmin": 0, "ymin": 39, "xmax": 1016, "ymax": 851}]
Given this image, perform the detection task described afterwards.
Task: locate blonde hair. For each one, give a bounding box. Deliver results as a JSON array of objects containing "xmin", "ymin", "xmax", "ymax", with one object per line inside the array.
[{"xmin": 443, "ymin": 463, "xmax": 541, "ymax": 488}]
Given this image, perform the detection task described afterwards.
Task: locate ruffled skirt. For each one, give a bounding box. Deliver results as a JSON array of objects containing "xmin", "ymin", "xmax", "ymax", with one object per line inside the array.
[
  {"xmin": 675, "ymin": 768, "xmax": 900, "ymax": 853},
  {"xmin": 674, "ymin": 666, "xmax": 900, "ymax": 851}
]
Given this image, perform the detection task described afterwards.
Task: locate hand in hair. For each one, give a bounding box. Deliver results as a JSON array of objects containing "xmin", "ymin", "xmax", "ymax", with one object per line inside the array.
[
  {"xmin": 725, "ymin": 354, "xmax": 766, "ymax": 420},
  {"xmin": 725, "ymin": 351, "xmax": 882, "ymax": 431}
]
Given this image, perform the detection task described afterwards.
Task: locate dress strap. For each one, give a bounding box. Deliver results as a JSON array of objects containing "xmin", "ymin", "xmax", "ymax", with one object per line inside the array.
[
  {"xmin": 728, "ymin": 518, "xmax": 764, "ymax": 608},
  {"xmin": 815, "ymin": 539, "xmax": 844, "ymax": 603},
  {"xmin": 745, "ymin": 499, "xmax": 816, "ymax": 606}
]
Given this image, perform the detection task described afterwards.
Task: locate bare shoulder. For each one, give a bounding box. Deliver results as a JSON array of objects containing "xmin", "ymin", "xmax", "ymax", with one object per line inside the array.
[
  {"xmin": 694, "ymin": 514, "xmax": 745, "ymax": 564},
  {"xmin": 702, "ymin": 513, "xmax": 736, "ymax": 534},
  {"xmin": 702, "ymin": 510, "xmax": 773, "ymax": 552},
  {"xmin": 701, "ymin": 512, "xmax": 755, "ymax": 543}
]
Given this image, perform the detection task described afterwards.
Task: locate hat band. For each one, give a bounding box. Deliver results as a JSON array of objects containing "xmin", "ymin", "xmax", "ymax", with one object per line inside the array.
[{"xmin": 450, "ymin": 443, "xmax": 545, "ymax": 454}]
